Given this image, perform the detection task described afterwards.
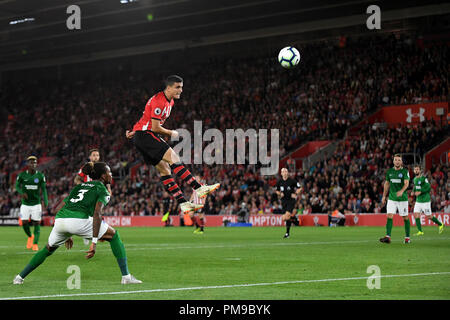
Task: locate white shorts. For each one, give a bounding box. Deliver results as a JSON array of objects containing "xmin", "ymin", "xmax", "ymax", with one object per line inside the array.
[
  {"xmin": 413, "ymin": 202, "xmax": 432, "ymax": 216},
  {"xmin": 386, "ymin": 200, "xmax": 409, "ymax": 216},
  {"xmin": 20, "ymin": 204, "xmax": 42, "ymax": 221},
  {"xmin": 48, "ymin": 217, "xmax": 110, "ymax": 247}
]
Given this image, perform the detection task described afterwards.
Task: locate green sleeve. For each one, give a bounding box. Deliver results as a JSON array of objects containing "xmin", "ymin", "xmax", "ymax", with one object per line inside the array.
[
  {"xmin": 15, "ymin": 174, "xmax": 24, "ymax": 194},
  {"xmin": 404, "ymin": 169, "xmax": 410, "ymax": 180},
  {"xmin": 40, "ymin": 175, "xmax": 48, "ymax": 207},
  {"xmin": 97, "ymin": 185, "xmax": 111, "ymax": 206},
  {"xmin": 385, "ymin": 169, "xmax": 389, "ymax": 181}
]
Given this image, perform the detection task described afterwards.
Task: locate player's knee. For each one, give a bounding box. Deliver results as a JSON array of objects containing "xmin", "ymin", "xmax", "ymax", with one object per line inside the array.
[
  {"xmin": 156, "ymin": 162, "xmax": 171, "ymax": 176},
  {"xmin": 169, "ymin": 149, "xmax": 180, "ymax": 163},
  {"xmin": 103, "ymin": 227, "xmax": 117, "ymax": 241},
  {"xmin": 46, "ymin": 244, "xmax": 58, "ymax": 254}
]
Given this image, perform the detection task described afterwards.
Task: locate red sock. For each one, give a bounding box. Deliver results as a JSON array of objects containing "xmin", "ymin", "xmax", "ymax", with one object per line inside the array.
[
  {"xmin": 191, "ymin": 216, "xmax": 198, "ymax": 227},
  {"xmin": 160, "ymin": 175, "xmax": 186, "ymax": 204},
  {"xmin": 170, "ymin": 163, "xmax": 202, "ymax": 189}
]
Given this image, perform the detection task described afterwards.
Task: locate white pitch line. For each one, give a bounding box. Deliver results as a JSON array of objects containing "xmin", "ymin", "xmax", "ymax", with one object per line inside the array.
[
  {"xmin": 2, "ymin": 271, "xmax": 450, "ymax": 300},
  {"xmin": 2, "ymin": 237, "xmax": 450, "ymax": 255}
]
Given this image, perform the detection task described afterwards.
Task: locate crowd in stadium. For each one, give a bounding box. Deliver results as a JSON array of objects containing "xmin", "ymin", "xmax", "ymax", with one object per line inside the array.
[{"xmin": 0, "ymin": 32, "xmax": 449, "ymax": 218}]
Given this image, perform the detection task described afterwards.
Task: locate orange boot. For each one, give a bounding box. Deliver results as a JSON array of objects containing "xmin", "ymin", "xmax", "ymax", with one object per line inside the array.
[{"xmin": 26, "ymin": 235, "xmax": 34, "ymax": 249}]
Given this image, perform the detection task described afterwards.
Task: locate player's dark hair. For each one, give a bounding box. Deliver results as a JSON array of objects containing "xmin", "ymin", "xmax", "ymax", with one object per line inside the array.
[
  {"xmin": 89, "ymin": 148, "xmax": 99, "ymax": 156},
  {"xmin": 165, "ymin": 75, "xmax": 183, "ymax": 87},
  {"xmin": 81, "ymin": 162, "xmax": 108, "ymax": 180}
]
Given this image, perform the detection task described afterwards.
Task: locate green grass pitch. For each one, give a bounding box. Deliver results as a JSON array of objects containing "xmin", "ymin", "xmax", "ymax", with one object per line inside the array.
[{"xmin": 0, "ymin": 225, "xmax": 449, "ymax": 300}]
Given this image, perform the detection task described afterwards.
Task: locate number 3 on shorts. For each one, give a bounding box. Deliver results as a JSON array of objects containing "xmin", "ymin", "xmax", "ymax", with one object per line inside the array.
[{"xmin": 70, "ymin": 189, "xmax": 89, "ymax": 203}]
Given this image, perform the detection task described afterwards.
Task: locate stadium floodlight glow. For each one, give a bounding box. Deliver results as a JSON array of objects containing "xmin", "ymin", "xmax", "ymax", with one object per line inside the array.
[
  {"xmin": 9, "ymin": 18, "xmax": 35, "ymax": 25},
  {"xmin": 120, "ymin": 0, "xmax": 139, "ymax": 3}
]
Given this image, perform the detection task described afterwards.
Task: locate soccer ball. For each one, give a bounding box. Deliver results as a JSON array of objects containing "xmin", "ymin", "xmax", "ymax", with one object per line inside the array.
[{"xmin": 278, "ymin": 46, "xmax": 300, "ymax": 69}]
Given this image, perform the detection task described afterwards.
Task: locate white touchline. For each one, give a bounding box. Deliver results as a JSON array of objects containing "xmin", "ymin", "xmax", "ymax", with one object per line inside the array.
[{"xmin": 2, "ymin": 272, "xmax": 450, "ymax": 300}]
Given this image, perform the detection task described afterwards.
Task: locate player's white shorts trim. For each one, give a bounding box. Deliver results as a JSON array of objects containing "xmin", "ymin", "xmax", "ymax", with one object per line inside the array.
[
  {"xmin": 48, "ymin": 217, "xmax": 109, "ymax": 247},
  {"xmin": 386, "ymin": 200, "xmax": 409, "ymax": 216},
  {"xmin": 413, "ymin": 202, "xmax": 432, "ymax": 216},
  {"xmin": 19, "ymin": 204, "xmax": 42, "ymax": 221}
]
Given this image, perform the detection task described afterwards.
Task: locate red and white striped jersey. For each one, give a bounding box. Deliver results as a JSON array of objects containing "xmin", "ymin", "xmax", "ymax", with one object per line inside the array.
[
  {"xmin": 190, "ymin": 189, "xmax": 206, "ymax": 205},
  {"xmin": 132, "ymin": 91, "xmax": 174, "ymax": 132}
]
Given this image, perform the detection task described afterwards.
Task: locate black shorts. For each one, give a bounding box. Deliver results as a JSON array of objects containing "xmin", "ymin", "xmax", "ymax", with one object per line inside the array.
[
  {"xmin": 282, "ymin": 200, "xmax": 295, "ymax": 213},
  {"xmin": 133, "ymin": 130, "xmax": 170, "ymax": 166}
]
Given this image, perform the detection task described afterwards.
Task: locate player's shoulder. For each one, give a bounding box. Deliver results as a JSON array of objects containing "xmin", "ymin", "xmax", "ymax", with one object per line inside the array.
[
  {"xmin": 94, "ymin": 181, "xmax": 109, "ymax": 192},
  {"xmin": 149, "ymin": 91, "xmax": 165, "ymax": 104}
]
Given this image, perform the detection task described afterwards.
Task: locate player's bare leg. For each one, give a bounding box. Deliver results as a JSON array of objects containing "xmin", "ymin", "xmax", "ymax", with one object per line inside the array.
[{"xmin": 194, "ymin": 212, "xmax": 205, "ymax": 234}]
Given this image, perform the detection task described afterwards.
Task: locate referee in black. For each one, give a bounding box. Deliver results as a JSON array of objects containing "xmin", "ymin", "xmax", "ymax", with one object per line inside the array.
[{"xmin": 275, "ymin": 168, "xmax": 302, "ymax": 238}]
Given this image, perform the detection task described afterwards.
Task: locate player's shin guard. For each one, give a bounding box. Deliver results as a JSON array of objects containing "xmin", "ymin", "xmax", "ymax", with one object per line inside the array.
[
  {"xmin": 33, "ymin": 224, "xmax": 40, "ymax": 244},
  {"xmin": 109, "ymin": 231, "xmax": 129, "ymax": 276},
  {"xmin": 19, "ymin": 246, "xmax": 55, "ymax": 279},
  {"xmin": 170, "ymin": 163, "xmax": 202, "ymax": 189},
  {"xmin": 404, "ymin": 219, "xmax": 411, "ymax": 238},
  {"xmin": 386, "ymin": 218, "xmax": 393, "ymax": 237},
  {"xmin": 431, "ymin": 216, "xmax": 442, "ymax": 226},
  {"xmin": 160, "ymin": 175, "xmax": 187, "ymax": 204},
  {"xmin": 415, "ymin": 218, "xmax": 423, "ymax": 232},
  {"xmin": 23, "ymin": 224, "xmax": 32, "ymax": 238}
]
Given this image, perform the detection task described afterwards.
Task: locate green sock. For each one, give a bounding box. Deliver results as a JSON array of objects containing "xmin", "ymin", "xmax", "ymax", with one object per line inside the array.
[
  {"xmin": 404, "ymin": 219, "xmax": 411, "ymax": 237},
  {"xmin": 19, "ymin": 246, "xmax": 54, "ymax": 278},
  {"xmin": 33, "ymin": 224, "xmax": 40, "ymax": 244},
  {"xmin": 415, "ymin": 218, "xmax": 422, "ymax": 232},
  {"xmin": 431, "ymin": 216, "xmax": 442, "ymax": 226},
  {"xmin": 109, "ymin": 232, "xmax": 129, "ymax": 276},
  {"xmin": 386, "ymin": 218, "xmax": 393, "ymax": 237},
  {"xmin": 23, "ymin": 224, "xmax": 32, "ymax": 238}
]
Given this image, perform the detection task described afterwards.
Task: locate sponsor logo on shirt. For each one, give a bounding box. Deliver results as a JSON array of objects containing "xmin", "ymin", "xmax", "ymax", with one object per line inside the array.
[
  {"xmin": 390, "ymin": 179, "xmax": 401, "ymax": 183},
  {"xmin": 25, "ymin": 185, "xmax": 38, "ymax": 190}
]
